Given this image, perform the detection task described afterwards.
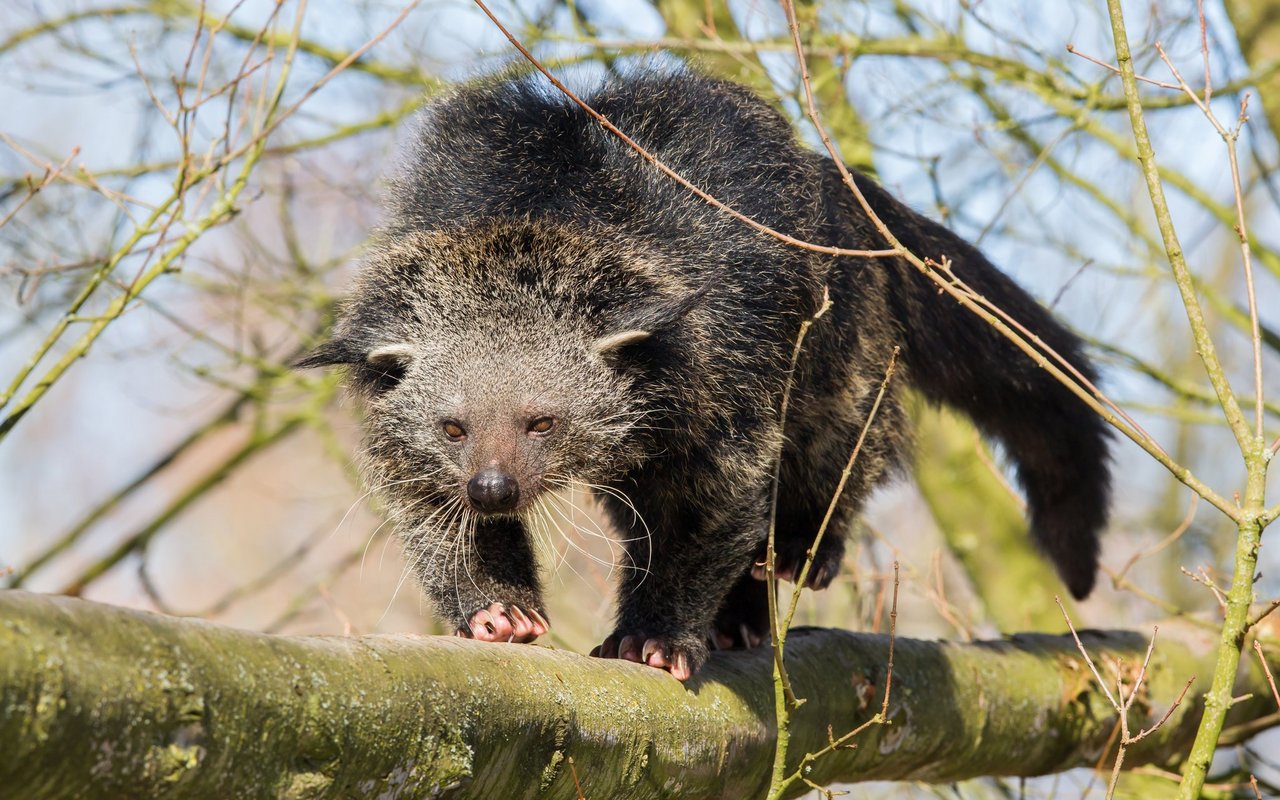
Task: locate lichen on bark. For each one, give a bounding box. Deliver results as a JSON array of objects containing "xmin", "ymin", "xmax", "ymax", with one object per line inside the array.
[{"xmin": 0, "ymin": 590, "xmax": 1275, "ymax": 799}]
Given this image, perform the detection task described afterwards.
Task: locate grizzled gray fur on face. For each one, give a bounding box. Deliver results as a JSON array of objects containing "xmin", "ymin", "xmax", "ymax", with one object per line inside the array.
[{"xmin": 298, "ymin": 67, "xmax": 1111, "ymax": 681}]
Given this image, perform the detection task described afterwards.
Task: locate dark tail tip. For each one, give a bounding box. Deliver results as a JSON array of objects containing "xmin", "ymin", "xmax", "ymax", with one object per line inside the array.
[
  {"xmin": 1058, "ymin": 548, "xmax": 1099, "ymax": 600},
  {"xmin": 1011, "ymin": 389, "xmax": 1112, "ymax": 602},
  {"xmin": 1031, "ymin": 496, "xmax": 1106, "ymax": 600}
]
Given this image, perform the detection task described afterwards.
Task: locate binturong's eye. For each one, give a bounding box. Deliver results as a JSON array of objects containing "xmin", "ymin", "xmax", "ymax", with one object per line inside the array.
[
  {"xmin": 442, "ymin": 420, "xmax": 467, "ymax": 441},
  {"xmin": 527, "ymin": 416, "xmax": 556, "ymax": 436}
]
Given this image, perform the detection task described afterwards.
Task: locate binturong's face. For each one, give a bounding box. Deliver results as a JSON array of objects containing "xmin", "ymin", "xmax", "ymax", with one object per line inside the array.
[
  {"xmin": 344, "ymin": 321, "xmax": 649, "ymax": 518},
  {"xmin": 293, "ymin": 226, "xmax": 673, "ymax": 522}
]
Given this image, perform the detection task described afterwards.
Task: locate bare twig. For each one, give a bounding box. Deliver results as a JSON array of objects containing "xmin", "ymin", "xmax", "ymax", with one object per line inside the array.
[
  {"xmin": 1065, "ymin": 43, "xmax": 1179, "ymax": 90},
  {"xmin": 0, "ymin": 144, "xmax": 80, "ymax": 230},
  {"xmin": 1250, "ymin": 598, "xmax": 1280, "ymax": 628},
  {"xmin": 1112, "ymin": 493, "xmax": 1199, "ymax": 584},
  {"xmin": 765, "ymin": 286, "xmax": 833, "ymax": 714},
  {"xmin": 768, "ymin": 562, "xmax": 899, "ymax": 800},
  {"xmin": 783, "ymin": 348, "xmax": 899, "ymax": 632},
  {"xmin": 471, "ymin": 0, "xmax": 1239, "ymax": 522},
  {"xmin": 1181, "ymin": 566, "xmax": 1229, "ymax": 611},
  {"xmin": 1150, "ymin": 40, "xmax": 1264, "ymax": 445},
  {"xmin": 1096, "ymin": 5, "xmax": 1259, "ymax": 460},
  {"xmin": 1097, "ymin": 7, "xmax": 1272, "ymax": 793},
  {"xmin": 1057, "ymin": 600, "xmax": 1191, "ymax": 800},
  {"xmin": 1253, "ymin": 640, "xmax": 1280, "ymax": 711}
]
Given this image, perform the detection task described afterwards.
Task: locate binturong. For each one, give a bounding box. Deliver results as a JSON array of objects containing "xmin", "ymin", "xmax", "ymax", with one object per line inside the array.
[{"xmin": 297, "ymin": 68, "xmax": 1112, "ymax": 681}]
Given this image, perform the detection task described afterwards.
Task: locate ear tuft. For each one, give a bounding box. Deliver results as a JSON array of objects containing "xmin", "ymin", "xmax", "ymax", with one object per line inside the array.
[
  {"xmin": 292, "ymin": 338, "xmax": 361, "ymax": 370},
  {"xmin": 592, "ymin": 329, "xmax": 651, "ymax": 354},
  {"xmin": 367, "ymin": 343, "xmax": 416, "ymax": 367},
  {"xmin": 602, "ymin": 280, "xmax": 710, "ymax": 346}
]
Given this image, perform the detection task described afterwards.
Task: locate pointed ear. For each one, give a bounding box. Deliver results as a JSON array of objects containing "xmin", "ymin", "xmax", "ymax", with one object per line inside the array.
[
  {"xmin": 629, "ymin": 286, "xmax": 706, "ymax": 332},
  {"xmin": 292, "ymin": 337, "xmax": 364, "ymax": 369},
  {"xmin": 592, "ymin": 329, "xmax": 651, "ymax": 354},
  {"xmin": 367, "ymin": 343, "xmax": 416, "ymax": 367},
  {"xmin": 595, "ymin": 282, "xmax": 709, "ymax": 355}
]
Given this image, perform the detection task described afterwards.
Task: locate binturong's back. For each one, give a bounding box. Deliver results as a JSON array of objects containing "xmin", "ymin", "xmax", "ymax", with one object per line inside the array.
[{"xmin": 297, "ymin": 67, "xmax": 1111, "ymax": 680}]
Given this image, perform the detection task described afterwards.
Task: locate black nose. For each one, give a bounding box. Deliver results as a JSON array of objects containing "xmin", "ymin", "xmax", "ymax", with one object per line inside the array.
[{"xmin": 467, "ymin": 469, "xmax": 519, "ymax": 513}]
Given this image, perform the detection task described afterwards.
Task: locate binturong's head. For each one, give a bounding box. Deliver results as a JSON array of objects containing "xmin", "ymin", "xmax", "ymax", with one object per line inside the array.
[{"xmin": 295, "ymin": 221, "xmax": 695, "ymax": 521}]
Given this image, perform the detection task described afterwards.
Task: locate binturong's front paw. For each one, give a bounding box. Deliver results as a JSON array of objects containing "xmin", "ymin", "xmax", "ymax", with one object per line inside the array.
[
  {"xmin": 454, "ymin": 602, "xmax": 549, "ymax": 643},
  {"xmin": 590, "ymin": 631, "xmax": 706, "ymax": 681}
]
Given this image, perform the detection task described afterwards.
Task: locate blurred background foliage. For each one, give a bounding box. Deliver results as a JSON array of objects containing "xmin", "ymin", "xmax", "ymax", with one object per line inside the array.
[{"xmin": 1, "ymin": 0, "xmax": 1279, "ymax": 796}]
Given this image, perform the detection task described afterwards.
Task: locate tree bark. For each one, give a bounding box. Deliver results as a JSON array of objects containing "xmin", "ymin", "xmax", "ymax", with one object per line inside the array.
[{"xmin": 0, "ymin": 589, "xmax": 1275, "ymax": 799}]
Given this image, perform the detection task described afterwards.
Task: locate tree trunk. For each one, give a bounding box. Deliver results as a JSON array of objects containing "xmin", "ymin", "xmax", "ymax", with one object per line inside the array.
[{"xmin": 0, "ymin": 590, "xmax": 1275, "ymax": 799}]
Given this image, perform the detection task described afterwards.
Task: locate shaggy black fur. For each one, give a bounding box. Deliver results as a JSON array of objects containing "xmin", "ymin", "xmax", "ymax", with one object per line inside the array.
[{"xmin": 298, "ymin": 68, "xmax": 1111, "ymax": 680}]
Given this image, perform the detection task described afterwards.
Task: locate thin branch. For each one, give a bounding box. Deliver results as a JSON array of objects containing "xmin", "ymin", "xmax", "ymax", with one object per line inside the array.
[
  {"xmin": 470, "ymin": 0, "xmax": 899, "ymax": 261},
  {"xmin": 769, "ymin": 562, "xmax": 899, "ymax": 800},
  {"xmin": 1112, "ymin": 493, "xmax": 1199, "ymax": 585},
  {"xmin": 764, "ymin": 286, "xmax": 833, "ymax": 715},
  {"xmin": 1254, "ymin": 640, "xmax": 1280, "ymax": 711},
  {"xmin": 1150, "ymin": 41, "xmax": 1264, "ymax": 444},
  {"xmin": 475, "ymin": 0, "xmax": 1240, "ymax": 520},
  {"xmin": 783, "ymin": 348, "xmax": 899, "ymax": 632},
  {"xmin": 1249, "ymin": 598, "xmax": 1280, "ymax": 628},
  {"xmin": 1065, "ymin": 43, "xmax": 1179, "ymax": 90},
  {"xmin": 1098, "ymin": 6, "xmax": 1256, "ymax": 458}
]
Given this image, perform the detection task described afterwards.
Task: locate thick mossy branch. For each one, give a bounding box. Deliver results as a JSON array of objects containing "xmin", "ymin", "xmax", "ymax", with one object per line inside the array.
[{"xmin": 0, "ymin": 590, "xmax": 1275, "ymax": 799}]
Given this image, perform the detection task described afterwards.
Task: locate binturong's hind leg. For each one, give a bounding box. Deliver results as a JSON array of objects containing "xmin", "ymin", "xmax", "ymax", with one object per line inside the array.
[
  {"xmin": 710, "ymin": 566, "xmax": 771, "ymax": 649},
  {"xmin": 707, "ymin": 498, "xmax": 851, "ymax": 651},
  {"xmin": 411, "ymin": 514, "xmax": 549, "ymax": 644},
  {"xmin": 762, "ymin": 491, "xmax": 854, "ymax": 590},
  {"xmin": 593, "ymin": 477, "xmax": 770, "ymax": 680},
  {"xmin": 738, "ymin": 391, "xmax": 906, "ymax": 613}
]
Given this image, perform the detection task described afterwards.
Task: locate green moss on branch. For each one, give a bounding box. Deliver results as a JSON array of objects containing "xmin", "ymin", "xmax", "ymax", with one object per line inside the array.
[{"xmin": 0, "ymin": 590, "xmax": 1275, "ymax": 799}]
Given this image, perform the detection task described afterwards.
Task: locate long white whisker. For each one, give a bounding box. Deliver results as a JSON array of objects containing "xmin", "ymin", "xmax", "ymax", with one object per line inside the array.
[
  {"xmin": 540, "ymin": 493, "xmax": 638, "ymax": 577},
  {"xmin": 549, "ymin": 476, "xmax": 652, "ymax": 545},
  {"xmin": 532, "ymin": 495, "xmax": 596, "ymax": 587},
  {"xmin": 570, "ymin": 479, "xmax": 652, "ymax": 581},
  {"xmin": 523, "ymin": 498, "xmax": 564, "ymax": 584},
  {"xmin": 406, "ymin": 496, "xmax": 464, "ymax": 576},
  {"xmin": 327, "ymin": 474, "xmax": 443, "ymax": 543},
  {"xmin": 542, "ymin": 476, "xmax": 652, "ymax": 580},
  {"xmin": 379, "ymin": 496, "xmax": 463, "ymax": 626},
  {"xmin": 451, "ymin": 510, "xmax": 469, "ymax": 626},
  {"xmin": 380, "ymin": 514, "xmax": 434, "ymax": 626},
  {"xmin": 545, "ymin": 487, "xmax": 616, "ymax": 545},
  {"xmin": 361, "ymin": 492, "xmax": 442, "ymax": 579},
  {"xmin": 458, "ymin": 509, "xmax": 488, "ymax": 614}
]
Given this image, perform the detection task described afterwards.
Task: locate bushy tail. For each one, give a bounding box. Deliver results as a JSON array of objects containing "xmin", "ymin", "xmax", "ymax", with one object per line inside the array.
[{"xmin": 837, "ymin": 168, "xmax": 1112, "ymax": 599}]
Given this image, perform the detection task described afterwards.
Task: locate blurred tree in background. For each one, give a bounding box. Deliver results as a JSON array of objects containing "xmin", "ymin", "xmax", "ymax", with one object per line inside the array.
[{"xmin": 2, "ymin": 0, "xmax": 1280, "ymax": 796}]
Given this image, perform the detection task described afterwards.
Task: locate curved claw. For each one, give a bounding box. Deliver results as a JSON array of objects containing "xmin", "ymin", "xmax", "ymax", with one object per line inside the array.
[
  {"xmin": 462, "ymin": 602, "xmax": 548, "ymax": 644},
  {"xmin": 590, "ymin": 632, "xmax": 699, "ymax": 681}
]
